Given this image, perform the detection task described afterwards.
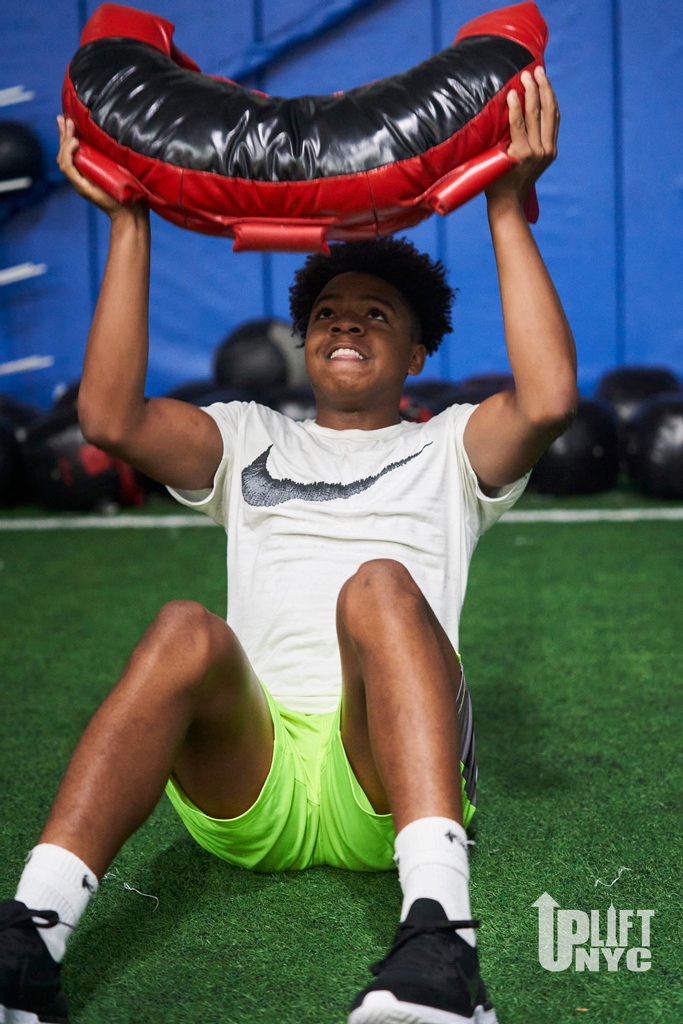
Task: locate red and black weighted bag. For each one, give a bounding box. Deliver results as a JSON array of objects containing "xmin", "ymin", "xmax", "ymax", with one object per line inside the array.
[{"xmin": 63, "ymin": 1, "xmax": 547, "ymax": 252}]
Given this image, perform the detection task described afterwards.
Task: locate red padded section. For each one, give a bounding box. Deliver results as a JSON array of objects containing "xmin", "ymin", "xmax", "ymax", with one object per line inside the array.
[
  {"xmin": 65, "ymin": 2, "xmax": 547, "ymax": 249},
  {"xmin": 170, "ymin": 43, "xmax": 201, "ymax": 73},
  {"xmin": 80, "ymin": 3, "xmax": 200, "ymax": 72},
  {"xmin": 455, "ymin": 2, "xmax": 548, "ymax": 60},
  {"xmin": 63, "ymin": 56, "xmax": 536, "ymax": 238},
  {"xmin": 63, "ymin": 65, "xmax": 534, "ymax": 238},
  {"xmin": 367, "ymin": 75, "xmax": 524, "ymax": 214}
]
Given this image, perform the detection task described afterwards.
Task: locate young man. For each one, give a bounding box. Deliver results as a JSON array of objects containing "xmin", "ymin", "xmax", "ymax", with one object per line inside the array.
[{"xmin": 0, "ymin": 67, "xmax": 575, "ymax": 1024}]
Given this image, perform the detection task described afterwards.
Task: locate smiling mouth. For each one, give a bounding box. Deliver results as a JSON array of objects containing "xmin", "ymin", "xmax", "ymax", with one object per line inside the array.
[{"xmin": 329, "ymin": 347, "xmax": 366, "ymax": 361}]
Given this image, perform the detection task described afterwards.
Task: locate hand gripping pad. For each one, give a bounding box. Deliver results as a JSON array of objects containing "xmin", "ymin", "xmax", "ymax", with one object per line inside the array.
[{"xmin": 62, "ymin": 2, "xmax": 548, "ymax": 252}]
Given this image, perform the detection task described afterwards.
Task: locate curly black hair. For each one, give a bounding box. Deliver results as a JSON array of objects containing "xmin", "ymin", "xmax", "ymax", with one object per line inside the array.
[{"xmin": 288, "ymin": 237, "xmax": 454, "ymax": 355}]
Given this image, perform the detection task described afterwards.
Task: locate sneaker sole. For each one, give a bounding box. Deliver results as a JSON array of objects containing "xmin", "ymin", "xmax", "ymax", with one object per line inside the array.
[{"xmin": 349, "ymin": 990, "xmax": 498, "ymax": 1024}]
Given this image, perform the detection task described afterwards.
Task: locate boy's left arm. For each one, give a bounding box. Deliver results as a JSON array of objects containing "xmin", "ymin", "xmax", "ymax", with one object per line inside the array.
[{"xmin": 463, "ymin": 67, "xmax": 578, "ymax": 492}]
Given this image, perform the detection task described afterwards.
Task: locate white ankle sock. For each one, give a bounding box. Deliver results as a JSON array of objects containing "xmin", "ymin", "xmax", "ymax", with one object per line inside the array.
[
  {"xmin": 394, "ymin": 817, "xmax": 476, "ymax": 947},
  {"xmin": 15, "ymin": 844, "xmax": 99, "ymax": 962}
]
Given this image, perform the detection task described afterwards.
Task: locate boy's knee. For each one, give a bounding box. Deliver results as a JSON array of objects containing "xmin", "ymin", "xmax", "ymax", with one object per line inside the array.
[
  {"xmin": 344, "ymin": 558, "xmax": 419, "ymax": 597},
  {"xmin": 142, "ymin": 600, "xmax": 226, "ymax": 677},
  {"xmin": 152, "ymin": 599, "xmax": 212, "ymax": 637},
  {"xmin": 338, "ymin": 559, "xmax": 423, "ymax": 629}
]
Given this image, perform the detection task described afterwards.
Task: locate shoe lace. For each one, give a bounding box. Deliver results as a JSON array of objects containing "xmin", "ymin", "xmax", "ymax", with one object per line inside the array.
[
  {"xmin": 1, "ymin": 907, "xmax": 61, "ymax": 932},
  {"xmin": 370, "ymin": 918, "xmax": 481, "ymax": 976}
]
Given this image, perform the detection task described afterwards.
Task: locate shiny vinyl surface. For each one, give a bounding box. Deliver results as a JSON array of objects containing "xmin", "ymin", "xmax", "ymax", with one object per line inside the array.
[{"xmin": 70, "ymin": 34, "xmax": 532, "ymax": 182}]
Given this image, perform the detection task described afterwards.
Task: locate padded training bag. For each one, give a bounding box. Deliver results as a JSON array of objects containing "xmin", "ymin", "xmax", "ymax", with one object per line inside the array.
[{"xmin": 62, "ymin": 2, "xmax": 548, "ymax": 252}]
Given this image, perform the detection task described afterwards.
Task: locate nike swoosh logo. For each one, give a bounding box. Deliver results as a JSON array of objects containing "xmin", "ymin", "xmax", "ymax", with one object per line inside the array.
[{"xmin": 242, "ymin": 442, "xmax": 433, "ymax": 507}]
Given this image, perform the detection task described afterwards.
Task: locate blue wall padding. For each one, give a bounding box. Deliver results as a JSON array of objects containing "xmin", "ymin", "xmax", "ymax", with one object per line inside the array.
[
  {"xmin": 621, "ymin": 0, "xmax": 683, "ymax": 370},
  {"xmin": 1, "ymin": 0, "xmax": 682, "ymax": 409},
  {"xmin": 0, "ymin": 0, "xmax": 92, "ymax": 407}
]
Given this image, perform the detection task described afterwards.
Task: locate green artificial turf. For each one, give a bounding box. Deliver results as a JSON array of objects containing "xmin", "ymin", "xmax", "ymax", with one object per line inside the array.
[{"xmin": 0, "ymin": 518, "xmax": 682, "ymax": 1023}]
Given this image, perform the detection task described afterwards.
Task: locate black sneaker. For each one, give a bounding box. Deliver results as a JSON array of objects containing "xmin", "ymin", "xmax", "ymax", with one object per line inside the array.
[
  {"xmin": 0, "ymin": 900, "xmax": 70, "ymax": 1024},
  {"xmin": 349, "ymin": 898, "xmax": 498, "ymax": 1024}
]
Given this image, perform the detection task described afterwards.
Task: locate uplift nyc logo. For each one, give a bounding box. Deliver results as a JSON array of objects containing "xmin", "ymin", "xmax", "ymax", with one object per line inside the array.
[{"xmin": 533, "ymin": 893, "xmax": 654, "ymax": 972}]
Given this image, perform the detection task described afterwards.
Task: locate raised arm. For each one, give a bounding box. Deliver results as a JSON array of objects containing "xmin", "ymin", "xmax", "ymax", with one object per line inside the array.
[
  {"xmin": 463, "ymin": 67, "xmax": 578, "ymax": 492},
  {"xmin": 57, "ymin": 116, "xmax": 223, "ymax": 490}
]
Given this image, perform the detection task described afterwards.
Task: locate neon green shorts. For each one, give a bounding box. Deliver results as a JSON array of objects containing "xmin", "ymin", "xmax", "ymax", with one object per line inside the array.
[{"xmin": 165, "ymin": 684, "xmax": 475, "ymax": 872}]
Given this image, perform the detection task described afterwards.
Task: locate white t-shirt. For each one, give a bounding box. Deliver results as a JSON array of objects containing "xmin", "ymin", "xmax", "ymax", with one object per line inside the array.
[{"xmin": 169, "ymin": 401, "xmax": 527, "ymax": 713}]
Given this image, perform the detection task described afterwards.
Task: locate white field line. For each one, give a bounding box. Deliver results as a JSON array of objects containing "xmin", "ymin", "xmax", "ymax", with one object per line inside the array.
[
  {"xmin": 0, "ymin": 508, "xmax": 681, "ymax": 531},
  {"xmin": 0, "ymin": 515, "xmax": 216, "ymax": 531},
  {"xmin": 502, "ymin": 508, "xmax": 683, "ymax": 523}
]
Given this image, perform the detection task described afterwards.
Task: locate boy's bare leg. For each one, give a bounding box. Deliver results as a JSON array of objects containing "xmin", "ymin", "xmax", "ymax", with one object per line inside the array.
[
  {"xmin": 40, "ymin": 599, "xmax": 273, "ymax": 879},
  {"xmin": 337, "ymin": 557, "xmax": 474, "ymax": 925},
  {"xmin": 336, "ymin": 558, "xmax": 463, "ymax": 832},
  {"xmin": 338, "ymin": 559, "xmax": 492, "ymax": 1024}
]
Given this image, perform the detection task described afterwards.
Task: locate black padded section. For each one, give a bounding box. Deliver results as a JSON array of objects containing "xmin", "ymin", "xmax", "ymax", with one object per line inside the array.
[{"xmin": 70, "ymin": 35, "xmax": 533, "ymax": 182}]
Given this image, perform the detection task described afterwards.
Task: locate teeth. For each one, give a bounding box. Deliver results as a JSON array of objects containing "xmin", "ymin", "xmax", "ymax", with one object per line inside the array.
[{"xmin": 330, "ymin": 348, "xmax": 365, "ymax": 360}]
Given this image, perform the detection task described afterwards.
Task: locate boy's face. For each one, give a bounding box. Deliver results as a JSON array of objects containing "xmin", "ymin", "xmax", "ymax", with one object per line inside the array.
[{"xmin": 304, "ymin": 272, "xmax": 426, "ymax": 417}]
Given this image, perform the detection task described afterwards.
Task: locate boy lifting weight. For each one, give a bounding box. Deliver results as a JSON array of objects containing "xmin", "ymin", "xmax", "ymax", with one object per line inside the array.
[{"xmin": 0, "ymin": 66, "xmax": 575, "ymax": 1024}]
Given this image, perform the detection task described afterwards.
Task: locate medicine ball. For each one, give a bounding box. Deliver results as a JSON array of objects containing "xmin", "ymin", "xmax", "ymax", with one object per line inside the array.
[
  {"xmin": 0, "ymin": 394, "xmax": 40, "ymax": 435},
  {"xmin": 404, "ymin": 380, "xmax": 463, "ymax": 414},
  {"xmin": 0, "ymin": 121, "xmax": 44, "ymax": 188},
  {"xmin": 22, "ymin": 406, "xmax": 144, "ymax": 511},
  {"xmin": 213, "ymin": 319, "xmax": 306, "ymax": 395},
  {"xmin": 530, "ymin": 399, "xmax": 620, "ymax": 495},
  {"xmin": 454, "ymin": 372, "xmax": 515, "ymax": 406},
  {"xmin": 399, "ymin": 394, "xmax": 433, "ymax": 423},
  {"xmin": 0, "ymin": 416, "xmax": 23, "ymax": 506},
  {"xmin": 262, "ymin": 385, "xmax": 317, "ymax": 422},
  {"xmin": 0, "ymin": 395, "xmax": 39, "ymax": 503},
  {"xmin": 408, "ymin": 374, "xmax": 514, "ymax": 414},
  {"xmin": 165, "ymin": 380, "xmax": 253, "ymax": 406},
  {"xmin": 52, "ymin": 379, "xmax": 81, "ymax": 410},
  {"xmin": 622, "ymin": 395, "xmax": 683, "ymax": 498},
  {"xmin": 596, "ymin": 366, "xmax": 681, "ymax": 423},
  {"xmin": 166, "ymin": 379, "xmax": 217, "ymax": 404}
]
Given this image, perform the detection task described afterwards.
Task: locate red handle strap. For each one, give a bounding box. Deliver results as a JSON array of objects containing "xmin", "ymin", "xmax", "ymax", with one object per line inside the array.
[
  {"xmin": 425, "ymin": 144, "xmax": 539, "ymax": 224},
  {"xmin": 232, "ymin": 221, "xmax": 331, "ymax": 254},
  {"xmin": 74, "ymin": 143, "xmax": 146, "ymax": 205}
]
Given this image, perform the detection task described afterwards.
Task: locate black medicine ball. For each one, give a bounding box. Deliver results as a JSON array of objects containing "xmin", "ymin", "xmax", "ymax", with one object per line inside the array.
[
  {"xmin": 0, "ymin": 415, "xmax": 23, "ymax": 506},
  {"xmin": 214, "ymin": 318, "xmax": 307, "ymax": 395},
  {"xmin": 407, "ymin": 374, "xmax": 514, "ymax": 414},
  {"xmin": 596, "ymin": 366, "xmax": 681, "ymax": 423},
  {"xmin": 22, "ymin": 406, "xmax": 144, "ymax": 511},
  {"xmin": 455, "ymin": 372, "xmax": 515, "ymax": 406},
  {"xmin": 52, "ymin": 379, "xmax": 81, "ymax": 410},
  {"xmin": 0, "ymin": 394, "xmax": 40, "ymax": 434},
  {"xmin": 530, "ymin": 399, "xmax": 620, "ymax": 495},
  {"xmin": 404, "ymin": 380, "xmax": 463, "ymax": 414},
  {"xmin": 165, "ymin": 380, "xmax": 252, "ymax": 406},
  {"xmin": 0, "ymin": 120, "xmax": 44, "ymax": 187},
  {"xmin": 166, "ymin": 379, "xmax": 218, "ymax": 404},
  {"xmin": 623, "ymin": 395, "xmax": 683, "ymax": 498},
  {"xmin": 263, "ymin": 385, "xmax": 317, "ymax": 422},
  {"xmin": 399, "ymin": 394, "xmax": 433, "ymax": 423}
]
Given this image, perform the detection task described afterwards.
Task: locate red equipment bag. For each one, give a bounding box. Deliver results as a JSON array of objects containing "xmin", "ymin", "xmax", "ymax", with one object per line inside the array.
[{"xmin": 62, "ymin": 2, "xmax": 547, "ymax": 253}]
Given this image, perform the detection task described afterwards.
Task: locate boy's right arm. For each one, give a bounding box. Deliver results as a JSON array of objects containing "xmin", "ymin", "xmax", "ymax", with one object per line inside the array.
[{"xmin": 58, "ymin": 116, "xmax": 223, "ymax": 491}]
